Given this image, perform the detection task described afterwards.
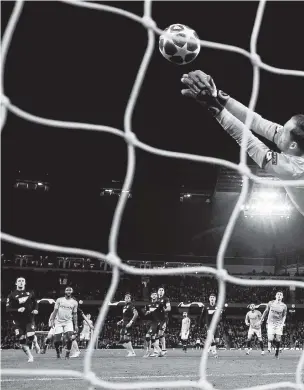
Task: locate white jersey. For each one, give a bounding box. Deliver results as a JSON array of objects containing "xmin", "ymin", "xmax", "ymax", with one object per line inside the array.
[
  {"xmin": 82, "ymin": 319, "xmax": 93, "ymax": 333},
  {"xmin": 181, "ymin": 317, "xmax": 191, "ymax": 332},
  {"xmin": 245, "ymin": 310, "xmax": 262, "ymax": 329},
  {"xmin": 54, "ymin": 296, "xmax": 78, "ymax": 324},
  {"xmin": 266, "ymin": 300, "xmax": 287, "ymax": 326},
  {"xmin": 217, "ymin": 99, "xmax": 304, "ymax": 217}
]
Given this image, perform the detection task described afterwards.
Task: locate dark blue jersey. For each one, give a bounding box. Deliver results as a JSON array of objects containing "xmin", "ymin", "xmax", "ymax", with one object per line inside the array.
[{"xmin": 6, "ymin": 289, "xmax": 38, "ymax": 322}]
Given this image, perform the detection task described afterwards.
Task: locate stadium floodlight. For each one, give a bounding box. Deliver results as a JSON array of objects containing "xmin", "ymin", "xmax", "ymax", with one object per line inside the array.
[
  {"xmin": 244, "ymin": 199, "xmax": 292, "ymax": 217},
  {"xmin": 254, "ymin": 191, "xmax": 280, "ymax": 200}
]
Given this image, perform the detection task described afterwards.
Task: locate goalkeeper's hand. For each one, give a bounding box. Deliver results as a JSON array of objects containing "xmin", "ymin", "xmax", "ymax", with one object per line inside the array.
[{"xmin": 181, "ymin": 70, "xmax": 229, "ymax": 116}]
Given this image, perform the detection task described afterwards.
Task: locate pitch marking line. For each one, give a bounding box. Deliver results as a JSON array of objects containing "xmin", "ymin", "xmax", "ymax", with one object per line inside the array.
[{"xmin": 1, "ymin": 373, "xmax": 298, "ymax": 382}]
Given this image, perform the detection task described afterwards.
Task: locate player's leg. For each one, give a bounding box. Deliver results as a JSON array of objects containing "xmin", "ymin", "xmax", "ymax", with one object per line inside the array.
[
  {"xmin": 209, "ymin": 327, "xmax": 219, "ymax": 358},
  {"xmin": 123, "ymin": 328, "xmax": 136, "ymax": 357},
  {"xmin": 256, "ymin": 328, "xmax": 264, "ymax": 355},
  {"xmin": 158, "ymin": 321, "xmax": 167, "ymax": 352},
  {"xmin": 79, "ymin": 332, "xmax": 85, "ymax": 348},
  {"xmin": 41, "ymin": 327, "xmax": 54, "ymax": 354},
  {"xmin": 25, "ymin": 322, "xmax": 36, "ymax": 362},
  {"xmin": 274, "ymin": 328, "xmax": 283, "ymax": 359},
  {"xmin": 143, "ymin": 334, "xmax": 150, "ymax": 357},
  {"xmin": 70, "ymin": 334, "xmax": 80, "ymax": 358},
  {"xmin": 119, "ymin": 325, "xmax": 136, "ymax": 357},
  {"xmin": 149, "ymin": 323, "xmax": 163, "ymax": 357},
  {"xmin": 14, "ymin": 323, "xmax": 34, "ymax": 362},
  {"xmin": 143, "ymin": 326, "xmax": 152, "ymax": 358},
  {"xmin": 150, "ymin": 335, "xmax": 162, "ymax": 357},
  {"xmin": 211, "ymin": 337, "xmax": 219, "ymax": 358},
  {"xmin": 64, "ymin": 323, "xmax": 75, "ymax": 359},
  {"xmin": 32, "ymin": 334, "xmax": 41, "ymax": 354},
  {"xmin": 84, "ymin": 335, "xmax": 90, "ymax": 349},
  {"xmin": 181, "ymin": 333, "xmax": 188, "ymax": 352},
  {"xmin": 267, "ymin": 326, "xmax": 275, "ymax": 354},
  {"xmin": 54, "ymin": 324, "xmax": 64, "ymax": 358},
  {"xmin": 245, "ymin": 328, "xmax": 253, "ymax": 355}
]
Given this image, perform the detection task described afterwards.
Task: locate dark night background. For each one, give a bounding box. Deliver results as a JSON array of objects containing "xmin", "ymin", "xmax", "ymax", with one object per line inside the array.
[{"xmin": 1, "ymin": 1, "xmax": 304, "ymax": 259}]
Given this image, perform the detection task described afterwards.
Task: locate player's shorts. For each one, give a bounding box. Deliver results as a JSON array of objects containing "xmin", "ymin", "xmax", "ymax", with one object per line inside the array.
[
  {"xmin": 119, "ymin": 322, "xmax": 133, "ymax": 343},
  {"xmin": 80, "ymin": 332, "xmax": 91, "ymax": 341},
  {"xmin": 158, "ymin": 319, "xmax": 168, "ymax": 333},
  {"xmin": 248, "ymin": 327, "xmax": 262, "ymax": 339},
  {"xmin": 12, "ymin": 319, "xmax": 36, "ymax": 338},
  {"xmin": 146, "ymin": 321, "xmax": 159, "ymax": 338},
  {"xmin": 267, "ymin": 323, "xmax": 284, "ymax": 337},
  {"xmin": 181, "ymin": 331, "xmax": 189, "ymax": 340},
  {"xmin": 47, "ymin": 327, "xmax": 55, "ymax": 338},
  {"xmin": 54, "ymin": 321, "xmax": 74, "ymax": 335}
]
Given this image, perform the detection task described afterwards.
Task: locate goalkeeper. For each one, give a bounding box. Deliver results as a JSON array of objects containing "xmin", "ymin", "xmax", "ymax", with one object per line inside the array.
[{"xmin": 181, "ymin": 71, "xmax": 304, "ymax": 217}]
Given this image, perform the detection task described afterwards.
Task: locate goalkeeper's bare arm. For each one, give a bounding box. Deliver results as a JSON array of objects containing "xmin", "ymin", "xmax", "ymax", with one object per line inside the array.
[{"xmin": 181, "ymin": 70, "xmax": 304, "ymax": 217}]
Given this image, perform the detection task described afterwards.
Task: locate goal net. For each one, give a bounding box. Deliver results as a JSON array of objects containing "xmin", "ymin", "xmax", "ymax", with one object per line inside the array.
[{"xmin": 1, "ymin": 1, "xmax": 304, "ymax": 389}]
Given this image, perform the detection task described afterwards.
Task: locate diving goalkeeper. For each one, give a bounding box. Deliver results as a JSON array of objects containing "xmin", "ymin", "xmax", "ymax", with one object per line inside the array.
[{"xmin": 181, "ymin": 71, "xmax": 304, "ymax": 217}]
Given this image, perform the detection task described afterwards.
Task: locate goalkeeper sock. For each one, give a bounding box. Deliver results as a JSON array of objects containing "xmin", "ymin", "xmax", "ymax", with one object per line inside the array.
[
  {"xmin": 247, "ymin": 340, "xmax": 251, "ymax": 349},
  {"xmin": 259, "ymin": 341, "xmax": 264, "ymax": 351},
  {"xmin": 275, "ymin": 341, "xmax": 280, "ymax": 355},
  {"xmin": 268, "ymin": 341, "xmax": 272, "ymax": 351}
]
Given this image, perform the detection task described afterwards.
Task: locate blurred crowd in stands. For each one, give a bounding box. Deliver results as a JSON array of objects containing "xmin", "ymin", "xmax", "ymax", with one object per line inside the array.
[
  {"xmin": 2, "ymin": 253, "xmax": 304, "ymax": 277},
  {"xmin": 2, "ymin": 268, "xmax": 304, "ymax": 304}
]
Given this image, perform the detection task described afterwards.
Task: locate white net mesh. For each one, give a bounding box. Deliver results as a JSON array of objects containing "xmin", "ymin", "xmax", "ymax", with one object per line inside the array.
[{"xmin": 1, "ymin": 1, "xmax": 304, "ymax": 389}]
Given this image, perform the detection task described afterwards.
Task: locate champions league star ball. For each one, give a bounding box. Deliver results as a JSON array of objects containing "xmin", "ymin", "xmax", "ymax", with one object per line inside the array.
[{"xmin": 159, "ymin": 24, "xmax": 201, "ymax": 65}]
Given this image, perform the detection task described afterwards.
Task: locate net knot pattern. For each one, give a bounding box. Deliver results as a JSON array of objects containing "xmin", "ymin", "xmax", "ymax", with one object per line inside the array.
[{"xmin": 1, "ymin": 1, "xmax": 304, "ymax": 389}]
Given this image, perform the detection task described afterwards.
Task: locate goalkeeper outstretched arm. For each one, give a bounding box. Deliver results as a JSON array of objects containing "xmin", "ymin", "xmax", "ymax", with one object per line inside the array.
[
  {"xmin": 222, "ymin": 95, "xmax": 282, "ymax": 145},
  {"xmin": 181, "ymin": 70, "xmax": 304, "ymax": 216},
  {"xmin": 181, "ymin": 71, "xmax": 282, "ymax": 144}
]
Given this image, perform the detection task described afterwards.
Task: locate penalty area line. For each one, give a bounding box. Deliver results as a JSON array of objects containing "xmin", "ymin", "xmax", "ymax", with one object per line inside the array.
[{"xmin": 0, "ymin": 372, "xmax": 296, "ymax": 382}]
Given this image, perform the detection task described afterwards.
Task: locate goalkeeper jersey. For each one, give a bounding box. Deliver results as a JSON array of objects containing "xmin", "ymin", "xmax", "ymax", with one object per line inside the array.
[{"xmin": 216, "ymin": 100, "xmax": 304, "ymax": 217}]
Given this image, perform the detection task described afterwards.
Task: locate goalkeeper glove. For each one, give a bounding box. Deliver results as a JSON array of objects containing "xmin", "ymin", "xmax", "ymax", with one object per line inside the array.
[{"xmin": 181, "ymin": 70, "xmax": 230, "ymax": 117}]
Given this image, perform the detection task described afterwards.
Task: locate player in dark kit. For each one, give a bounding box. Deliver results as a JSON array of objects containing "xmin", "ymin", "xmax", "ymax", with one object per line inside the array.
[
  {"xmin": 117, "ymin": 293, "xmax": 138, "ymax": 357},
  {"xmin": 200, "ymin": 293, "xmax": 222, "ymax": 358},
  {"xmin": 144, "ymin": 290, "xmax": 166, "ymax": 358},
  {"xmin": 6, "ymin": 277, "xmax": 39, "ymax": 362},
  {"xmin": 157, "ymin": 286, "xmax": 171, "ymax": 353}
]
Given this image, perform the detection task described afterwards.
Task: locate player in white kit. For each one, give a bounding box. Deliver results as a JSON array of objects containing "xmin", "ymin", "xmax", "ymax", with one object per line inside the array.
[
  {"xmin": 80, "ymin": 313, "xmax": 94, "ymax": 349},
  {"xmin": 180, "ymin": 312, "xmax": 191, "ymax": 352},
  {"xmin": 260, "ymin": 292, "xmax": 287, "ymax": 359},
  {"xmin": 180, "ymin": 71, "xmax": 304, "ymax": 218},
  {"xmin": 49, "ymin": 287, "xmax": 78, "ymax": 359},
  {"xmin": 245, "ymin": 304, "xmax": 264, "ymax": 355}
]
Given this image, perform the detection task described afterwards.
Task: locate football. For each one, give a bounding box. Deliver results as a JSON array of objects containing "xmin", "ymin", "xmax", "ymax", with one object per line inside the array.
[{"xmin": 159, "ymin": 24, "xmax": 201, "ymax": 65}]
